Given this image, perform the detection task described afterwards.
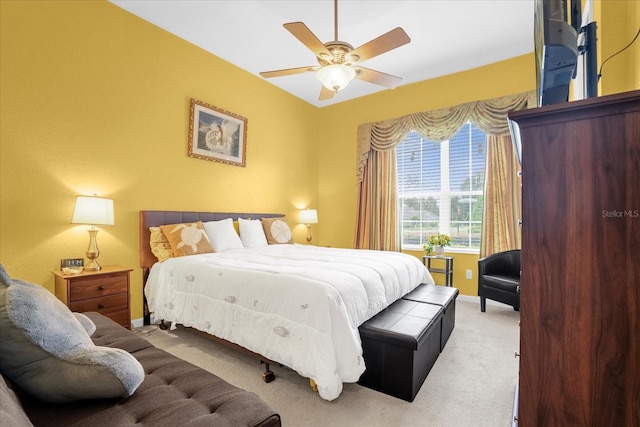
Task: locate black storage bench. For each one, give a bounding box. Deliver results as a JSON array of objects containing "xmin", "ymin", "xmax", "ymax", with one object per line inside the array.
[
  {"xmin": 402, "ymin": 283, "xmax": 459, "ymax": 352},
  {"xmin": 358, "ymin": 299, "xmax": 443, "ymax": 402}
]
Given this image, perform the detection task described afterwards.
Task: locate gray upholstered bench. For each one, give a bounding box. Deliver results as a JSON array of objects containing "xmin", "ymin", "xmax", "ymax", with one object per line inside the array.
[
  {"xmin": 358, "ymin": 299, "xmax": 443, "ymax": 402},
  {"xmin": 402, "ymin": 283, "xmax": 459, "ymax": 352}
]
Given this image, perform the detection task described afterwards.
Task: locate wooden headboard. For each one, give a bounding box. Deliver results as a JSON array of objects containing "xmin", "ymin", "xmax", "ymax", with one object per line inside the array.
[{"xmin": 139, "ymin": 210, "xmax": 284, "ymax": 269}]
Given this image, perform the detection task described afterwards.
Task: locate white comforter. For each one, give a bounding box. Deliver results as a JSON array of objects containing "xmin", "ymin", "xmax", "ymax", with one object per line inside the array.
[{"xmin": 145, "ymin": 244, "xmax": 433, "ymax": 400}]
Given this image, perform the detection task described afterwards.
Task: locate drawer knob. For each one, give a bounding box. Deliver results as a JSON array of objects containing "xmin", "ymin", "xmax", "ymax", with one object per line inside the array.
[
  {"xmin": 98, "ymin": 304, "xmax": 105, "ymax": 309},
  {"xmin": 98, "ymin": 285, "xmax": 105, "ymax": 291}
]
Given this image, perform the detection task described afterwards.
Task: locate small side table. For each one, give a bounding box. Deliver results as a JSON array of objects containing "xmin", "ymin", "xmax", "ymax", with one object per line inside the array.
[
  {"xmin": 53, "ymin": 265, "xmax": 132, "ymax": 329},
  {"xmin": 422, "ymin": 255, "xmax": 454, "ymax": 287}
]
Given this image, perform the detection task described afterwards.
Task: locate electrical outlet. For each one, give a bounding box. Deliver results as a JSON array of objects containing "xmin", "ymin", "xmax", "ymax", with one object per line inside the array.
[
  {"xmin": 466, "ymin": 269, "xmax": 473, "ymax": 279},
  {"xmin": 61, "ymin": 258, "xmax": 84, "ymax": 269}
]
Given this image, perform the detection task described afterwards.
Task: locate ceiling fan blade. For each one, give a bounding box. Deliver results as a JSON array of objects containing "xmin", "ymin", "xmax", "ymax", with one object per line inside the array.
[
  {"xmin": 349, "ymin": 27, "xmax": 410, "ymax": 63},
  {"xmin": 354, "ymin": 67, "xmax": 403, "ymax": 89},
  {"xmin": 260, "ymin": 66, "xmax": 317, "ymax": 78},
  {"xmin": 319, "ymin": 85, "xmax": 335, "ymax": 101},
  {"xmin": 283, "ymin": 22, "xmax": 332, "ymax": 58}
]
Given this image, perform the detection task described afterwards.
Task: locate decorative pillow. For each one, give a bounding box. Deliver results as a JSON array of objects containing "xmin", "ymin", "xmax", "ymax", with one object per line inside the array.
[
  {"xmin": 239, "ymin": 218, "xmax": 268, "ymax": 247},
  {"xmin": 73, "ymin": 312, "xmax": 96, "ymax": 336},
  {"xmin": 203, "ymin": 218, "xmax": 244, "ymax": 252},
  {"xmin": 0, "ymin": 264, "xmax": 145, "ymax": 403},
  {"xmin": 160, "ymin": 221, "xmax": 214, "ymax": 257},
  {"xmin": 262, "ymin": 217, "xmax": 293, "ymax": 244},
  {"xmin": 149, "ymin": 226, "xmax": 173, "ymax": 262}
]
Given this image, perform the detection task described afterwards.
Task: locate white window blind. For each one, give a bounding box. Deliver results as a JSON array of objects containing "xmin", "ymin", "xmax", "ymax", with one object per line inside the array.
[{"xmin": 396, "ymin": 122, "xmax": 486, "ymax": 250}]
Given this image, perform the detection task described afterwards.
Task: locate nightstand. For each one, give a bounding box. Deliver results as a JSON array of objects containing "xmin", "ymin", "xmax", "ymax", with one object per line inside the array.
[
  {"xmin": 53, "ymin": 265, "xmax": 132, "ymax": 329},
  {"xmin": 422, "ymin": 255, "xmax": 454, "ymax": 287}
]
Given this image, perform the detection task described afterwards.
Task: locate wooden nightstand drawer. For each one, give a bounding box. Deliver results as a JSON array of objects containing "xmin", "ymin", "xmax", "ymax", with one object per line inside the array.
[
  {"xmin": 69, "ymin": 293, "xmax": 128, "ymax": 314},
  {"xmin": 53, "ymin": 265, "xmax": 132, "ymax": 329},
  {"xmin": 69, "ymin": 275, "xmax": 128, "ymax": 301},
  {"xmin": 104, "ymin": 309, "xmax": 131, "ymax": 329}
]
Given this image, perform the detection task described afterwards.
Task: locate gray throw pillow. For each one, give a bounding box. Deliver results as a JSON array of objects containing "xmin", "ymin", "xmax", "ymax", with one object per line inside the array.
[
  {"xmin": 0, "ymin": 264, "xmax": 144, "ymax": 402},
  {"xmin": 73, "ymin": 312, "xmax": 97, "ymax": 336}
]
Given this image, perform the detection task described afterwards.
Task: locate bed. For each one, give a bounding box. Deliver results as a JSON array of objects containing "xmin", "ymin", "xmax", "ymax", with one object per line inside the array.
[{"xmin": 140, "ymin": 210, "xmax": 434, "ymax": 401}]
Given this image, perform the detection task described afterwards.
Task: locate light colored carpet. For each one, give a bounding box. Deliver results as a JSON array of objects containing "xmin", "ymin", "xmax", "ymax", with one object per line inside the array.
[{"xmin": 135, "ymin": 297, "xmax": 520, "ymax": 427}]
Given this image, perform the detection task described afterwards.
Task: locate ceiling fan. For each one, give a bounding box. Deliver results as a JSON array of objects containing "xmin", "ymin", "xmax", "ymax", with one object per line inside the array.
[{"xmin": 259, "ymin": 0, "xmax": 411, "ymax": 101}]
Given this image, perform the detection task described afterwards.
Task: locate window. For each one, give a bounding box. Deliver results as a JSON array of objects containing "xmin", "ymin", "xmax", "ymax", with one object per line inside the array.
[{"xmin": 396, "ymin": 122, "xmax": 486, "ymax": 251}]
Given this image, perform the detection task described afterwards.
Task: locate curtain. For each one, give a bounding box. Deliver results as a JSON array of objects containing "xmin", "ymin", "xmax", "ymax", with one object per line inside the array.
[
  {"xmin": 354, "ymin": 149, "xmax": 399, "ymax": 250},
  {"xmin": 354, "ymin": 91, "xmax": 535, "ymax": 251},
  {"xmin": 479, "ymin": 135, "xmax": 522, "ymax": 257}
]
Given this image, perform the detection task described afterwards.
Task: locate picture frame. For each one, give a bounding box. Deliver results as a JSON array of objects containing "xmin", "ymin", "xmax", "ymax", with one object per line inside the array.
[{"xmin": 188, "ymin": 98, "xmax": 247, "ymax": 167}]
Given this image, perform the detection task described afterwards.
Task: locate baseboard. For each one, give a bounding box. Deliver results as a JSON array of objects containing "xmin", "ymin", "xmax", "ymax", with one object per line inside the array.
[{"xmin": 131, "ymin": 315, "xmax": 156, "ymax": 328}]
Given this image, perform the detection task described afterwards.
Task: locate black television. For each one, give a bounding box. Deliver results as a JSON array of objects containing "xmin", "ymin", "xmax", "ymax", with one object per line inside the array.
[{"xmin": 534, "ymin": 0, "xmax": 580, "ymax": 106}]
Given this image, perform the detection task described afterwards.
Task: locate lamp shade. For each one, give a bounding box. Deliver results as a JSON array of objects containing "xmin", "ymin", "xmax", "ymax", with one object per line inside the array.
[
  {"xmin": 316, "ymin": 65, "xmax": 356, "ymax": 92},
  {"xmin": 71, "ymin": 196, "xmax": 114, "ymax": 226},
  {"xmin": 299, "ymin": 209, "xmax": 318, "ymax": 224}
]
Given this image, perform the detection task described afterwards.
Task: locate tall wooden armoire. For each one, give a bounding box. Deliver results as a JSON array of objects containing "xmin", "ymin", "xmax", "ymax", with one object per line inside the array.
[{"xmin": 508, "ymin": 90, "xmax": 640, "ymax": 427}]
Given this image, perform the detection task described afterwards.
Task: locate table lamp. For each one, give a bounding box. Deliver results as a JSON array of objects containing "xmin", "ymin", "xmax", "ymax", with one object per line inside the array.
[
  {"xmin": 71, "ymin": 195, "xmax": 114, "ymax": 271},
  {"xmin": 299, "ymin": 209, "xmax": 318, "ymax": 244}
]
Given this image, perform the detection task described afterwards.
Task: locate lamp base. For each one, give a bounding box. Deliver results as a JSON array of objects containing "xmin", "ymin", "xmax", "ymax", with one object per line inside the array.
[
  {"xmin": 83, "ymin": 228, "xmax": 102, "ymax": 270},
  {"xmin": 84, "ymin": 252, "xmax": 101, "ymax": 271},
  {"xmin": 306, "ymin": 224, "xmax": 313, "ymax": 244}
]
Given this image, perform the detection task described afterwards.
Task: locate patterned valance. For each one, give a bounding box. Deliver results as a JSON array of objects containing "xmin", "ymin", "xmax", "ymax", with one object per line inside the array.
[{"xmin": 356, "ymin": 91, "xmax": 536, "ymax": 182}]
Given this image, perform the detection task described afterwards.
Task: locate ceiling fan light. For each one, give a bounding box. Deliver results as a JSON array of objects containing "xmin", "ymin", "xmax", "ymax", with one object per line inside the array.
[{"xmin": 316, "ymin": 64, "xmax": 356, "ymax": 92}]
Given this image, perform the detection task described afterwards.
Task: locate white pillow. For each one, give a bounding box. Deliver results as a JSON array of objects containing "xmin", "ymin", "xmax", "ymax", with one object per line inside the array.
[
  {"xmin": 239, "ymin": 218, "xmax": 268, "ymax": 248},
  {"xmin": 203, "ymin": 218, "xmax": 244, "ymax": 252}
]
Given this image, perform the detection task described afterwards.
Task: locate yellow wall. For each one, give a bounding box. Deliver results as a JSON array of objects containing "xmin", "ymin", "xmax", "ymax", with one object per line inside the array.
[
  {"xmin": 0, "ymin": 1, "xmax": 319, "ymax": 319},
  {"xmin": 2, "ymin": 1, "xmax": 638, "ymax": 318},
  {"xmin": 636, "ymin": 4, "xmax": 640, "ymax": 89},
  {"xmin": 594, "ymin": 0, "xmax": 640, "ymax": 95}
]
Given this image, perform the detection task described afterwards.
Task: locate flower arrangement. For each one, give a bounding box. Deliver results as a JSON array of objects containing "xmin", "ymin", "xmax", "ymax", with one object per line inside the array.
[{"xmin": 423, "ymin": 233, "xmax": 452, "ymax": 254}]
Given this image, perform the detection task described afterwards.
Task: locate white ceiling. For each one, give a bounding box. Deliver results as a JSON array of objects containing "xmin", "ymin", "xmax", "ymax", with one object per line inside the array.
[{"xmin": 110, "ymin": 0, "xmax": 535, "ymax": 108}]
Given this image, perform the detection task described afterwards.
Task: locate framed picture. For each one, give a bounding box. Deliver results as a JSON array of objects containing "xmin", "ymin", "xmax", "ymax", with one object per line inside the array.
[{"xmin": 188, "ymin": 98, "xmax": 247, "ymax": 167}]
